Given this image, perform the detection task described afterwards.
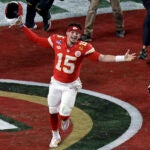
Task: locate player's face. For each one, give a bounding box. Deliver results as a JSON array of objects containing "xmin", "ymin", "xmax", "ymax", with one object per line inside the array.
[{"xmin": 66, "ymin": 31, "xmax": 81, "ymax": 46}]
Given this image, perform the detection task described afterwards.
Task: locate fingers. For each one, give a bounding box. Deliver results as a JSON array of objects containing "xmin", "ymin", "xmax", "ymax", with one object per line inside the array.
[
  {"xmin": 124, "ymin": 49, "xmax": 137, "ymax": 61},
  {"xmin": 130, "ymin": 53, "xmax": 136, "ymax": 60},
  {"xmin": 15, "ymin": 16, "xmax": 22, "ymax": 25},
  {"xmin": 125, "ymin": 49, "xmax": 130, "ymax": 55},
  {"xmin": 131, "ymin": 53, "xmax": 136, "ymax": 57},
  {"xmin": 125, "ymin": 52, "xmax": 136, "ymax": 61}
]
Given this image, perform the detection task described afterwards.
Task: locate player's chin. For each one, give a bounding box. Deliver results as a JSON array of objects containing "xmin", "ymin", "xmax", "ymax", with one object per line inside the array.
[{"xmin": 70, "ymin": 38, "xmax": 78, "ymax": 43}]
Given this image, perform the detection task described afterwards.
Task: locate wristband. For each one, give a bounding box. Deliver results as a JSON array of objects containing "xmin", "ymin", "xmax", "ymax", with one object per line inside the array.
[{"xmin": 115, "ymin": 55, "xmax": 125, "ymax": 62}]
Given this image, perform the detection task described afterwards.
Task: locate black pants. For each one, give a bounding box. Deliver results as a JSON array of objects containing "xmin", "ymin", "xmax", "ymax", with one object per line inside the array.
[
  {"xmin": 25, "ymin": 0, "xmax": 54, "ymax": 28},
  {"xmin": 142, "ymin": 0, "xmax": 150, "ymax": 46}
]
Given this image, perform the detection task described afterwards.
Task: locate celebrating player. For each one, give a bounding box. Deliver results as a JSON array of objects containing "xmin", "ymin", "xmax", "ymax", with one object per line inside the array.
[
  {"xmin": 5, "ymin": 3, "xmax": 136, "ymax": 147},
  {"xmin": 18, "ymin": 22, "xmax": 136, "ymax": 148}
]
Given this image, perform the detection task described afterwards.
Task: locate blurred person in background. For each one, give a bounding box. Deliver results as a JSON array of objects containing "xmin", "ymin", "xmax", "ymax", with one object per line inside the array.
[
  {"xmin": 81, "ymin": 0, "xmax": 125, "ymax": 41},
  {"xmin": 25, "ymin": 0, "xmax": 54, "ymax": 31},
  {"xmin": 138, "ymin": 0, "xmax": 150, "ymax": 59}
]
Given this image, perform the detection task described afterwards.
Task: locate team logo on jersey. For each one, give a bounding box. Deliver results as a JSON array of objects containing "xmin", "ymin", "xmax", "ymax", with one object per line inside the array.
[
  {"xmin": 56, "ymin": 40, "xmax": 62, "ymax": 45},
  {"xmin": 75, "ymin": 51, "xmax": 81, "ymax": 57},
  {"xmin": 79, "ymin": 45, "xmax": 84, "ymax": 51}
]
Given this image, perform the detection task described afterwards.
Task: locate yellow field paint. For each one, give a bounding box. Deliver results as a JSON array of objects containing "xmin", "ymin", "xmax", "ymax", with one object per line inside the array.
[{"xmin": 0, "ymin": 90, "xmax": 93, "ymax": 149}]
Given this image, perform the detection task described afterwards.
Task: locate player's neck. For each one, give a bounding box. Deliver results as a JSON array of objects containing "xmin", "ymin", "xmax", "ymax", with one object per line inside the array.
[{"xmin": 67, "ymin": 41, "xmax": 76, "ymax": 47}]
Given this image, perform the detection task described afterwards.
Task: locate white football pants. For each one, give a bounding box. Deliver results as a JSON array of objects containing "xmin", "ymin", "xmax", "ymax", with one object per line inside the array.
[{"xmin": 47, "ymin": 77, "xmax": 82, "ymax": 116}]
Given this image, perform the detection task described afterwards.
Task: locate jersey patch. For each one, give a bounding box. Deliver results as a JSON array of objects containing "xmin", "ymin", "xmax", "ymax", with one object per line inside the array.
[{"xmin": 75, "ymin": 51, "xmax": 81, "ymax": 57}]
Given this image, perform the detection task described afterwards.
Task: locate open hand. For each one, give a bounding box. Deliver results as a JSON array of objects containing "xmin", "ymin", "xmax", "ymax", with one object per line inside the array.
[{"xmin": 124, "ymin": 49, "xmax": 136, "ymax": 61}]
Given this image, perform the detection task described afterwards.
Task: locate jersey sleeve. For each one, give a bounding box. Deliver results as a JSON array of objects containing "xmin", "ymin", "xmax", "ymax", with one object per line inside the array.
[
  {"xmin": 22, "ymin": 26, "xmax": 50, "ymax": 48},
  {"xmin": 48, "ymin": 34, "xmax": 57, "ymax": 47},
  {"xmin": 84, "ymin": 42, "xmax": 101, "ymax": 61},
  {"xmin": 86, "ymin": 51, "xmax": 100, "ymax": 61}
]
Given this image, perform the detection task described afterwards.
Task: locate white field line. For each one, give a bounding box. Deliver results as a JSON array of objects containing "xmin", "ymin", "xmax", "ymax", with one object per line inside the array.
[{"xmin": 0, "ymin": 119, "xmax": 18, "ymax": 130}]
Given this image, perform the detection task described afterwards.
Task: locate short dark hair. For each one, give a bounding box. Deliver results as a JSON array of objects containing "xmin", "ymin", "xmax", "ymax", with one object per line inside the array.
[{"xmin": 67, "ymin": 23, "xmax": 82, "ymax": 30}]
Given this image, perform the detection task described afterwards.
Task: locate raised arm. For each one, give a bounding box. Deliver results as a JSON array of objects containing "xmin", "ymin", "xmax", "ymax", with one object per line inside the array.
[
  {"xmin": 14, "ymin": 16, "xmax": 51, "ymax": 48},
  {"xmin": 98, "ymin": 49, "xmax": 136, "ymax": 62},
  {"xmin": 20, "ymin": 24, "xmax": 51, "ymax": 48}
]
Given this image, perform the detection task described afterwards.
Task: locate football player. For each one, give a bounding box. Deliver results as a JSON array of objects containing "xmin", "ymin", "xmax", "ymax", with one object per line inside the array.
[
  {"xmin": 20, "ymin": 22, "xmax": 136, "ymax": 148},
  {"xmin": 6, "ymin": 11, "xmax": 136, "ymax": 147}
]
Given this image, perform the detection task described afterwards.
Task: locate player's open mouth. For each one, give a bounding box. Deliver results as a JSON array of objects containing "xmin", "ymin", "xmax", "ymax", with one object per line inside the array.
[{"xmin": 71, "ymin": 36, "xmax": 78, "ymax": 40}]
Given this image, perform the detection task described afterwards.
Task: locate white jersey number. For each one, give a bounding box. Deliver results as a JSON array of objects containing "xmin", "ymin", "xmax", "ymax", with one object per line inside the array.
[{"xmin": 56, "ymin": 53, "xmax": 77, "ymax": 74}]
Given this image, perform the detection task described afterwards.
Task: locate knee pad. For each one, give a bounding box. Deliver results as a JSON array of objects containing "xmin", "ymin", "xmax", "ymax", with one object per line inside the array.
[
  {"xmin": 59, "ymin": 104, "xmax": 72, "ymax": 116},
  {"xmin": 49, "ymin": 106, "xmax": 58, "ymax": 114}
]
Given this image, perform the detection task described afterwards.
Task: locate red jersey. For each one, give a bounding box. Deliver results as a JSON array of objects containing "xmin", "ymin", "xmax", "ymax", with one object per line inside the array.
[{"xmin": 22, "ymin": 26, "xmax": 100, "ymax": 83}]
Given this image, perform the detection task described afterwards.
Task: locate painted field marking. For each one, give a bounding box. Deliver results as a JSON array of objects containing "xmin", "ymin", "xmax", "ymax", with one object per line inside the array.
[
  {"xmin": 0, "ymin": 119, "xmax": 18, "ymax": 130},
  {"xmin": 0, "ymin": 79, "xmax": 143, "ymax": 150},
  {"xmin": 80, "ymin": 89, "xmax": 143, "ymax": 150},
  {"xmin": 0, "ymin": 90, "xmax": 93, "ymax": 150}
]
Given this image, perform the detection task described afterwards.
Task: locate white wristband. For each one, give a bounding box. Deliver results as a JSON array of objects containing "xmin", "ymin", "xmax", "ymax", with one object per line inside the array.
[{"xmin": 115, "ymin": 55, "xmax": 125, "ymax": 62}]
